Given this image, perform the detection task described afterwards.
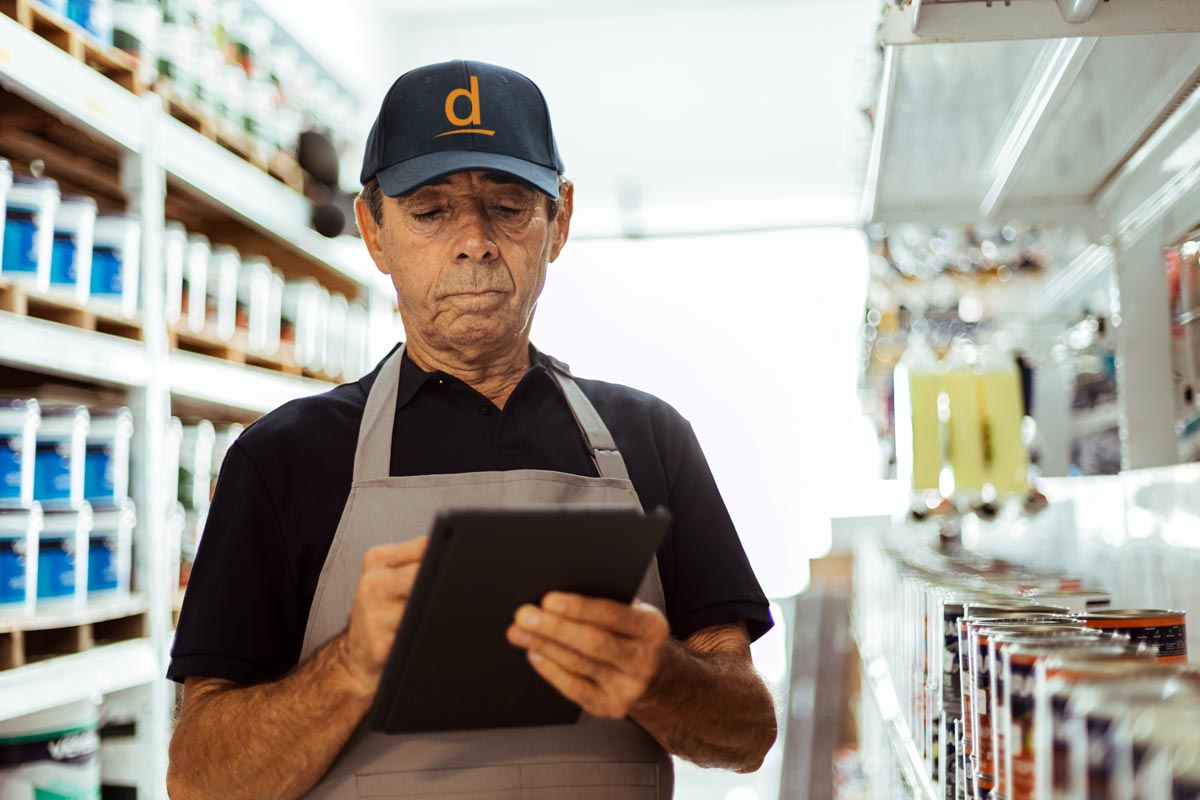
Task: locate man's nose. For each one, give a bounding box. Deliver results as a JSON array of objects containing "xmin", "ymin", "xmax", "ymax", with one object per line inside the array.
[{"xmin": 454, "ymin": 204, "xmax": 497, "ymax": 263}]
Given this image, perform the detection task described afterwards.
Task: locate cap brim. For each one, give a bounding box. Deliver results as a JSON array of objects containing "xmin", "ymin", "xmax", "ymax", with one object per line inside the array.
[{"xmin": 375, "ymin": 151, "xmax": 559, "ymax": 199}]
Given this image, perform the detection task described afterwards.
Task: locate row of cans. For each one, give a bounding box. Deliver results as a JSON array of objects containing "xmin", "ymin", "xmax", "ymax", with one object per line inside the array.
[{"xmin": 856, "ymin": 537, "xmax": 1194, "ymax": 800}]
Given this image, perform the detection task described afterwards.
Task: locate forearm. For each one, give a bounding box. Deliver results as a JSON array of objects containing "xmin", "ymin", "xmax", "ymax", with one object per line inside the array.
[
  {"xmin": 629, "ymin": 638, "xmax": 777, "ymax": 772},
  {"xmin": 168, "ymin": 634, "xmax": 372, "ymax": 800}
]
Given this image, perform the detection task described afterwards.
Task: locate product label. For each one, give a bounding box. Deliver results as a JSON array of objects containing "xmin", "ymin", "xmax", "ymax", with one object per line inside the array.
[
  {"xmin": 0, "ymin": 437, "xmax": 22, "ymax": 501},
  {"xmin": 37, "ymin": 536, "xmax": 76, "ymax": 599},
  {"xmin": 0, "ymin": 538, "xmax": 26, "ymax": 604},
  {"xmin": 90, "ymin": 246, "xmax": 123, "ymax": 296},
  {"xmin": 34, "ymin": 442, "xmax": 73, "ymax": 504},
  {"xmin": 83, "ymin": 446, "xmax": 115, "ymax": 505},
  {"xmin": 1009, "ymin": 658, "xmax": 1038, "ymax": 800},
  {"xmin": 1093, "ymin": 622, "xmax": 1188, "ymax": 664},
  {"xmin": 0, "ymin": 726, "xmax": 98, "ymax": 768},
  {"xmin": 87, "ymin": 536, "xmax": 118, "ymax": 593},
  {"xmin": 51, "ymin": 233, "xmax": 78, "ymax": 285},
  {"xmin": 2, "ymin": 211, "xmax": 39, "ymax": 274}
]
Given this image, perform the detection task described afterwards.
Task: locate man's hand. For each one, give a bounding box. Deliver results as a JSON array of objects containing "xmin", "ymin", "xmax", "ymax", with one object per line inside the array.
[
  {"xmin": 340, "ymin": 537, "xmax": 428, "ymax": 697},
  {"xmin": 506, "ymin": 592, "xmax": 670, "ymax": 718}
]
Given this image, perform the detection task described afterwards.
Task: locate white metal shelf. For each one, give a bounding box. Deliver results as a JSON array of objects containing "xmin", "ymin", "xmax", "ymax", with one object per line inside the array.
[
  {"xmin": 0, "ymin": 309, "xmax": 151, "ymax": 386},
  {"xmin": 883, "ymin": 0, "xmax": 1200, "ymax": 46},
  {"xmin": 168, "ymin": 349, "xmax": 335, "ymax": 414},
  {"xmin": 0, "ymin": 593, "xmax": 148, "ymax": 634},
  {"xmin": 0, "ymin": 12, "xmax": 144, "ymax": 152},
  {"xmin": 0, "ymin": 638, "xmax": 159, "ymax": 721},
  {"xmin": 857, "ymin": 645, "xmax": 938, "ymax": 800}
]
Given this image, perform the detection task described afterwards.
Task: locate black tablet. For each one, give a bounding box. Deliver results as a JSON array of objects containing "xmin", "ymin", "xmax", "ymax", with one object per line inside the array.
[{"xmin": 367, "ymin": 506, "xmax": 670, "ymax": 734}]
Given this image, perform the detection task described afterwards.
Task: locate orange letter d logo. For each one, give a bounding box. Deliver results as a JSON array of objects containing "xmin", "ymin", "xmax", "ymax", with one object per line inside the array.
[{"xmin": 445, "ymin": 76, "xmax": 482, "ymax": 127}]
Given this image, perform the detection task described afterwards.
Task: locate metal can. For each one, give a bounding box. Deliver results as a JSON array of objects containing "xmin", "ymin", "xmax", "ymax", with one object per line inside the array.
[
  {"xmin": 1079, "ymin": 610, "xmax": 1188, "ymax": 665},
  {"xmin": 967, "ymin": 615, "xmax": 1077, "ymax": 796},
  {"xmin": 1019, "ymin": 587, "xmax": 1113, "ymax": 615},
  {"xmin": 1118, "ymin": 704, "xmax": 1200, "ymax": 800}
]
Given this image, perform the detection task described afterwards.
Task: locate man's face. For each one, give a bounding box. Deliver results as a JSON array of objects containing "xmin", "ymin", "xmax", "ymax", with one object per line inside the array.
[{"xmin": 357, "ymin": 170, "xmax": 572, "ymax": 357}]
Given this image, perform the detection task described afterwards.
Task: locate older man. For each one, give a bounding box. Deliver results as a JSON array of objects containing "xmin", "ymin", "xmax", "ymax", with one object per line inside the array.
[{"xmin": 167, "ymin": 60, "xmax": 776, "ymax": 799}]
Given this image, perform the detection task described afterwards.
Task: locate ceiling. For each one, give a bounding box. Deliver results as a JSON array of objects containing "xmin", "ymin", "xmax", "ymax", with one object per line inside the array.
[{"xmin": 256, "ymin": 0, "xmax": 881, "ymax": 237}]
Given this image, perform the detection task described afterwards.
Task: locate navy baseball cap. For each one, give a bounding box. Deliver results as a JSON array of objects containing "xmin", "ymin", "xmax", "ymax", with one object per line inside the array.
[{"xmin": 360, "ymin": 60, "xmax": 565, "ymax": 199}]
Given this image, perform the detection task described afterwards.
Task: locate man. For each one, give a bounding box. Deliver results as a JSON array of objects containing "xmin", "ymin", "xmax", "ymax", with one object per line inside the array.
[{"xmin": 167, "ymin": 60, "xmax": 776, "ymax": 799}]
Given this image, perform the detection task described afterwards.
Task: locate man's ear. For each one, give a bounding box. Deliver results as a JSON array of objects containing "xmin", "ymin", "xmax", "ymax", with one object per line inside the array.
[
  {"xmin": 549, "ymin": 180, "xmax": 573, "ymax": 263},
  {"xmin": 354, "ymin": 195, "xmax": 389, "ymax": 276}
]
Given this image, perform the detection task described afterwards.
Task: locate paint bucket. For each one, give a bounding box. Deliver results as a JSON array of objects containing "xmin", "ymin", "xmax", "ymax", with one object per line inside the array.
[
  {"xmin": 90, "ymin": 213, "xmax": 141, "ymax": 319},
  {"xmin": 37, "ymin": 504, "xmax": 90, "ymax": 608},
  {"xmin": 0, "ymin": 399, "xmax": 39, "ymax": 510},
  {"xmin": 34, "ymin": 405, "xmax": 88, "ymax": 511},
  {"xmin": 87, "ymin": 498, "xmax": 133, "ymax": 596},
  {"xmin": 0, "ymin": 699, "xmax": 100, "ymax": 799},
  {"xmin": 2, "ymin": 176, "xmax": 59, "ymax": 284},
  {"xmin": 111, "ymin": 0, "xmax": 161, "ymax": 84},
  {"xmin": 48, "ymin": 196, "xmax": 97, "ymax": 305},
  {"xmin": 1080, "ymin": 610, "xmax": 1188, "ymax": 664},
  {"xmin": 83, "ymin": 407, "xmax": 132, "ymax": 509},
  {"xmin": 207, "ymin": 244, "xmax": 240, "ymax": 342},
  {"xmin": 0, "ymin": 505, "xmax": 41, "ymax": 615}
]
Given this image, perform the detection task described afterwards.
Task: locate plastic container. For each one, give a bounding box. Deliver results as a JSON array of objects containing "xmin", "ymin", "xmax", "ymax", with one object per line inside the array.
[
  {"xmin": 0, "ymin": 505, "xmax": 41, "ymax": 615},
  {"xmin": 0, "ymin": 699, "xmax": 100, "ymax": 796},
  {"xmin": 207, "ymin": 244, "xmax": 240, "ymax": 342},
  {"xmin": 162, "ymin": 221, "xmax": 187, "ymax": 326},
  {"xmin": 218, "ymin": 63, "xmax": 246, "ymax": 138},
  {"xmin": 37, "ymin": 504, "xmax": 91, "ymax": 607},
  {"xmin": 978, "ymin": 345, "xmax": 1029, "ymax": 497},
  {"xmin": 87, "ymin": 498, "xmax": 133, "ymax": 596},
  {"xmin": 91, "ymin": 212, "xmax": 141, "ymax": 319},
  {"xmin": 2, "ymin": 176, "xmax": 59, "ymax": 283},
  {"xmin": 893, "ymin": 333, "xmax": 943, "ymax": 496},
  {"xmin": 943, "ymin": 341, "xmax": 986, "ymax": 497},
  {"xmin": 324, "ymin": 293, "xmax": 348, "ymax": 380},
  {"xmin": 111, "ymin": 0, "xmax": 162, "ymax": 85},
  {"xmin": 182, "ymin": 233, "xmax": 210, "ymax": 334},
  {"xmin": 0, "ymin": 398, "xmax": 39, "ymax": 510},
  {"xmin": 67, "ymin": 0, "xmax": 113, "ymax": 45},
  {"xmin": 178, "ymin": 420, "xmax": 214, "ymax": 581},
  {"xmin": 47, "ymin": 194, "xmax": 97, "ymax": 304},
  {"xmin": 163, "ymin": 417, "xmax": 182, "ymax": 509},
  {"xmin": 33, "ymin": 404, "xmax": 88, "ymax": 511},
  {"xmin": 236, "ymin": 256, "xmax": 275, "ymax": 355},
  {"xmin": 83, "ymin": 406, "xmax": 132, "ymax": 509},
  {"xmin": 157, "ymin": 22, "xmax": 199, "ymax": 101},
  {"xmin": 282, "ymin": 278, "xmax": 323, "ymax": 370}
]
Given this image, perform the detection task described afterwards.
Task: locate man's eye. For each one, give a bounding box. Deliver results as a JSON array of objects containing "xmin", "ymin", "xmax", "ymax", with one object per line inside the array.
[
  {"xmin": 413, "ymin": 209, "xmax": 446, "ymax": 221},
  {"xmin": 492, "ymin": 205, "xmax": 524, "ymax": 217}
]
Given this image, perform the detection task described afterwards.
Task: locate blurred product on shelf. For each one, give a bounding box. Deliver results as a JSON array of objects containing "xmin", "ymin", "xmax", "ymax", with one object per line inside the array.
[
  {"xmin": 162, "ymin": 220, "xmax": 187, "ymax": 327},
  {"xmin": 47, "ymin": 195, "xmax": 97, "ymax": 304},
  {"xmin": 0, "ymin": 504, "xmax": 41, "ymax": 614},
  {"xmin": 67, "ymin": 0, "xmax": 114, "ymax": 46},
  {"xmin": 206, "ymin": 243, "xmax": 240, "ymax": 343},
  {"xmin": 893, "ymin": 331, "xmax": 942, "ymax": 497},
  {"xmin": 855, "ymin": 533, "xmax": 1195, "ymax": 800},
  {"xmin": 111, "ymin": 0, "xmax": 162, "ymax": 84},
  {"xmin": 0, "ymin": 398, "xmax": 39, "ymax": 510},
  {"xmin": 84, "ymin": 406, "xmax": 132, "ymax": 509},
  {"xmin": 181, "ymin": 232, "xmax": 210, "ymax": 334},
  {"xmin": 943, "ymin": 341, "xmax": 987, "ymax": 498},
  {"xmin": 1168, "ymin": 237, "xmax": 1200, "ymax": 462},
  {"xmin": 978, "ymin": 345, "xmax": 1029, "ymax": 497},
  {"xmin": 38, "ymin": 504, "xmax": 91, "ymax": 607},
  {"xmin": 88, "ymin": 497, "xmax": 133, "ymax": 596},
  {"xmin": 0, "ymin": 699, "xmax": 100, "ymax": 797},
  {"xmin": 282, "ymin": 277, "xmax": 327, "ymax": 373},
  {"xmin": 90, "ymin": 212, "xmax": 141, "ymax": 319},
  {"xmin": 235, "ymin": 255, "xmax": 282, "ymax": 356},
  {"xmin": 2, "ymin": 174, "xmax": 59, "ymax": 284},
  {"xmin": 174, "ymin": 418, "xmax": 212, "ymax": 586},
  {"xmin": 33, "ymin": 404, "xmax": 88, "ymax": 511}
]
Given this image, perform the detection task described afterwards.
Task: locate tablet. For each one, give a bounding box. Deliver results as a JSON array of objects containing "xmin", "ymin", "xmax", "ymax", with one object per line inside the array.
[{"xmin": 367, "ymin": 506, "xmax": 670, "ymax": 734}]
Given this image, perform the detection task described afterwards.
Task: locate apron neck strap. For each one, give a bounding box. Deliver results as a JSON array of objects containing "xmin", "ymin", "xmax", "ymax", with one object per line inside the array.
[{"xmin": 353, "ymin": 343, "xmax": 632, "ymax": 483}]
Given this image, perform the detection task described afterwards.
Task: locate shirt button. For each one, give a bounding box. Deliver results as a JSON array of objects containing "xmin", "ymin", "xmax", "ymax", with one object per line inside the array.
[{"xmin": 477, "ymin": 404, "xmax": 493, "ymax": 416}]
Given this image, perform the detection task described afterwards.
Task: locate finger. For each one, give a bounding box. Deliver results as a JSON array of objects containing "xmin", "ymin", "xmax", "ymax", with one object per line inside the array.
[
  {"xmin": 364, "ymin": 563, "xmax": 421, "ymax": 600},
  {"xmin": 542, "ymin": 593, "xmax": 667, "ymax": 640},
  {"xmin": 507, "ymin": 625, "xmax": 616, "ymax": 683},
  {"xmin": 364, "ymin": 537, "xmax": 428, "ymax": 569},
  {"xmin": 526, "ymin": 651, "xmax": 620, "ymax": 717},
  {"xmin": 514, "ymin": 606, "xmax": 636, "ymax": 669}
]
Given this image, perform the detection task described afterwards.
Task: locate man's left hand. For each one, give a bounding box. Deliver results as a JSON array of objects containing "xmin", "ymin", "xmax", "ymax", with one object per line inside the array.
[{"xmin": 506, "ymin": 592, "xmax": 670, "ymax": 719}]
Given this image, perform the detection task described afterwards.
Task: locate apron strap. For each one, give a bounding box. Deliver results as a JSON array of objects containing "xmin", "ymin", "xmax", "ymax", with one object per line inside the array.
[
  {"xmin": 352, "ymin": 343, "xmax": 406, "ymax": 482},
  {"xmin": 543, "ymin": 357, "xmax": 632, "ymax": 483},
  {"xmin": 352, "ymin": 343, "xmax": 633, "ymax": 483}
]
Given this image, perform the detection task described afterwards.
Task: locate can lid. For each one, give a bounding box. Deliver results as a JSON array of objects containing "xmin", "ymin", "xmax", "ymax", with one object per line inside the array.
[
  {"xmin": 12, "ymin": 174, "xmax": 58, "ymax": 188},
  {"xmin": 1079, "ymin": 609, "xmax": 1186, "ymax": 620}
]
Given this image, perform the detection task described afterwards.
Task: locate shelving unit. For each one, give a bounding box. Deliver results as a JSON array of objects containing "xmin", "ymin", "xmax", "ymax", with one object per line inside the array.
[
  {"xmin": 0, "ymin": 8, "xmax": 396, "ymax": 796},
  {"xmin": 857, "ymin": 645, "xmax": 938, "ymax": 800}
]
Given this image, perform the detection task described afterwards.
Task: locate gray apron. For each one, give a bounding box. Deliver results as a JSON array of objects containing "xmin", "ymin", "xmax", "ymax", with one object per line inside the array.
[{"xmin": 299, "ymin": 344, "xmax": 674, "ymax": 799}]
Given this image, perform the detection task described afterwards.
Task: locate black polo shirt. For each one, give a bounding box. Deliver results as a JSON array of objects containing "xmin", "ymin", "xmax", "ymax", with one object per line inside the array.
[{"xmin": 168, "ymin": 345, "xmax": 773, "ymax": 685}]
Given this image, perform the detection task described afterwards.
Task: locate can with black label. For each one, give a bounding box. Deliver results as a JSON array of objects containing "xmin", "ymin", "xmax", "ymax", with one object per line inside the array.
[{"xmin": 1079, "ymin": 610, "xmax": 1188, "ymax": 665}]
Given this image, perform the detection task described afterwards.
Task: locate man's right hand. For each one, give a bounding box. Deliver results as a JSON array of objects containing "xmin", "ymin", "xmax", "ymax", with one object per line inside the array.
[{"xmin": 337, "ymin": 537, "xmax": 428, "ymax": 697}]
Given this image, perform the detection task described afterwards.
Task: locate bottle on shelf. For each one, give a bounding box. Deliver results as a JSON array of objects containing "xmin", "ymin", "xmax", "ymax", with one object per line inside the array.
[
  {"xmin": 893, "ymin": 330, "xmax": 943, "ymax": 507},
  {"xmin": 943, "ymin": 339, "xmax": 986, "ymax": 501},
  {"xmin": 978, "ymin": 345, "xmax": 1030, "ymax": 498}
]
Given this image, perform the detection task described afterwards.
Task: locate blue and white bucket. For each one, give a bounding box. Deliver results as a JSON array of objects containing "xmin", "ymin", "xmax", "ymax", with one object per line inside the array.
[
  {"xmin": 83, "ymin": 407, "xmax": 131, "ymax": 510},
  {"xmin": 2, "ymin": 176, "xmax": 59, "ymax": 284},
  {"xmin": 0, "ymin": 399, "xmax": 39, "ymax": 510},
  {"xmin": 183, "ymin": 234, "xmax": 210, "ymax": 334},
  {"xmin": 208, "ymin": 244, "xmax": 240, "ymax": 343},
  {"xmin": 87, "ymin": 498, "xmax": 133, "ymax": 596},
  {"xmin": 37, "ymin": 504, "xmax": 90, "ymax": 608},
  {"xmin": 67, "ymin": 0, "xmax": 113, "ymax": 47},
  {"xmin": 47, "ymin": 195, "xmax": 98, "ymax": 305},
  {"xmin": 90, "ymin": 213, "xmax": 140, "ymax": 319},
  {"xmin": 0, "ymin": 505, "xmax": 42, "ymax": 616},
  {"xmin": 163, "ymin": 221, "xmax": 187, "ymax": 327},
  {"xmin": 33, "ymin": 405, "xmax": 88, "ymax": 511},
  {"xmin": 0, "ymin": 699, "xmax": 101, "ymax": 800}
]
